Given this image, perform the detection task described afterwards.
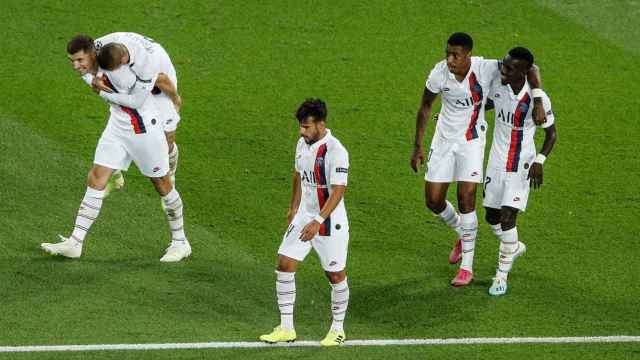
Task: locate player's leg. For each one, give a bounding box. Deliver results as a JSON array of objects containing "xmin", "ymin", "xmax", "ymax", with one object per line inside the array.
[
  {"xmin": 150, "ymin": 175, "xmax": 192, "ymax": 262},
  {"xmin": 489, "ymin": 172, "xmax": 530, "ymax": 295},
  {"xmin": 425, "ymin": 181, "xmax": 464, "ymax": 264},
  {"xmin": 320, "ymin": 270, "xmax": 348, "ymax": 346},
  {"xmin": 450, "ymin": 139, "xmax": 484, "ymax": 286},
  {"xmin": 261, "ymin": 217, "xmax": 311, "ymax": 344},
  {"xmin": 165, "ymin": 130, "xmax": 178, "ymax": 184},
  {"xmin": 452, "ymin": 180, "xmax": 479, "ymax": 285},
  {"xmin": 41, "ymin": 164, "xmax": 112, "ymax": 258},
  {"xmin": 313, "ymin": 227, "xmax": 349, "ymax": 346}
]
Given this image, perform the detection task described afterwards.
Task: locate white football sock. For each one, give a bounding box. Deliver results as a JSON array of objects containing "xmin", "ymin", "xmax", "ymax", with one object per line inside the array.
[
  {"xmin": 168, "ymin": 143, "xmax": 179, "ymax": 177},
  {"xmin": 491, "ymin": 223, "xmax": 503, "ymax": 238},
  {"xmin": 276, "ymin": 271, "xmax": 296, "ymax": 331},
  {"xmin": 496, "ymin": 227, "xmax": 519, "ymax": 279},
  {"xmin": 437, "ymin": 200, "xmax": 463, "ymax": 238},
  {"xmin": 161, "ymin": 188, "xmax": 186, "ymax": 242},
  {"xmin": 70, "ymin": 187, "xmax": 105, "ymax": 244},
  {"xmin": 459, "ymin": 211, "xmax": 478, "ymax": 272},
  {"xmin": 330, "ymin": 278, "xmax": 349, "ymax": 332}
]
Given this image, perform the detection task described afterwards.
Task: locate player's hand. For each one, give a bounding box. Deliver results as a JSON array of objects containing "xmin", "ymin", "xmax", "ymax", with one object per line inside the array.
[
  {"xmin": 92, "ymin": 76, "xmax": 112, "ymax": 94},
  {"xmin": 173, "ymin": 95, "xmax": 182, "ymax": 113},
  {"xmin": 532, "ymin": 98, "xmax": 545, "ymax": 126},
  {"xmin": 286, "ymin": 209, "xmax": 297, "ymax": 225},
  {"xmin": 299, "ymin": 220, "xmax": 320, "ymax": 242},
  {"xmin": 410, "ymin": 146, "xmax": 425, "ymax": 173},
  {"xmin": 528, "ymin": 162, "xmax": 544, "ymax": 189}
]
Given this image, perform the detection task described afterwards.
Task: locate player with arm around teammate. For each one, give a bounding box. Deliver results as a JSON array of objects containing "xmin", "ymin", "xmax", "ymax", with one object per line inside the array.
[
  {"xmin": 410, "ymin": 32, "xmax": 546, "ymax": 286},
  {"xmin": 66, "ymin": 34, "xmax": 182, "ymax": 187},
  {"xmin": 483, "ymin": 47, "xmax": 558, "ymax": 296},
  {"xmin": 260, "ymin": 99, "xmax": 351, "ymax": 347},
  {"xmin": 41, "ymin": 41, "xmax": 191, "ymax": 262}
]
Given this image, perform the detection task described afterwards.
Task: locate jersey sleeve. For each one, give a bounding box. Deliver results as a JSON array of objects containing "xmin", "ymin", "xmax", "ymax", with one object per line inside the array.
[
  {"xmin": 329, "ymin": 145, "xmax": 349, "ymax": 186},
  {"xmin": 538, "ymin": 92, "xmax": 555, "ymax": 128},
  {"xmin": 81, "ymin": 73, "xmax": 94, "ymax": 86},
  {"xmin": 425, "ymin": 61, "xmax": 445, "ymax": 94},
  {"xmin": 480, "ymin": 58, "xmax": 501, "ymax": 82},
  {"xmin": 294, "ymin": 139, "xmax": 304, "ymax": 172}
]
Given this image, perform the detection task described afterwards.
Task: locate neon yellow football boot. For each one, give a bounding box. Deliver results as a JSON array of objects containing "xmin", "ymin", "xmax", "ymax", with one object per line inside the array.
[{"xmin": 259, "ymin": 326, "xmax": 296, "ymax": 344}]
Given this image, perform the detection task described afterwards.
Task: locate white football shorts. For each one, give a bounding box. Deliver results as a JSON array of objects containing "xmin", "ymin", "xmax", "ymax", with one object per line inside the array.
[
  {"xmin": 482, "ymin": 166, "xmax": 531, "ymax": 212},
  {"xmin": 94, "ymin": 122, "xmax": 169, "ymax": 178},
  {"xmin": 278, "ymin": 213, "xmax": 349, "ymax": 272},
  {"xmin": 425, "ymin": 134, "xmax": 486, "ymax": 183}
]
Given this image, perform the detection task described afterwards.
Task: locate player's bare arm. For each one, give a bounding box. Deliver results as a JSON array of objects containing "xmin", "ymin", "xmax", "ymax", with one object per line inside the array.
[
  {"xmin": 529, "ymin": 124, "xmax": 557, "ymax": 189},
  {"xmin": 411, "ymin": 88, "xmax": 438, "ymax": 172},
  {"xmin": 155, "ymin": 73, "xmax": 182, "ymax": 113},
  {"xmin": 287, "ymin": 173, "xmax": 302, "ymax": 224},
  {"xmin": 526, "ymin": 64, "xmax": 546, "ymax": 125},
  {"xmin": 299, "ymin": 185, "xmax": 346, "ymax": 241},
  {"xmin": 91, "ymin": 75, "xmax": 113, "ymax": 94}
]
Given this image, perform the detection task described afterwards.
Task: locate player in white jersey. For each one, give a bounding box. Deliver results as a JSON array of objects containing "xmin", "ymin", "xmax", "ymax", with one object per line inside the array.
[
  {"xmin": 260, "ymin": 99, "xmax": 350, "ymax": 347},
  {"xmin": 68, "ymin": 33, "xmax": 182, "ymax": 189},
  {"xmin": 40, "ymin": 36, "xmax": 191, "ymax": 262},
  {"xmin": 411, "ymin": 33, "xmax": 546, "ymax": 286},
  {"xmin": 483, "ymin": 47, "xmax": 557, "ymax": 296}
]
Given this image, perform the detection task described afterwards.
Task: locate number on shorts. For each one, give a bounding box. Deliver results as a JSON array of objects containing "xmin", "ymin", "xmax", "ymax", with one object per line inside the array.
[{"xmin": 483, "ymin": 176, "xmax": 492, "ymax": 198}]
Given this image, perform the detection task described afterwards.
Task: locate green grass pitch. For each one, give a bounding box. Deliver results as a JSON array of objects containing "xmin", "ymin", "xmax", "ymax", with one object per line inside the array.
[{"xmin": 1, "ymin": 0, "xmax": 639, "ymax": 358}]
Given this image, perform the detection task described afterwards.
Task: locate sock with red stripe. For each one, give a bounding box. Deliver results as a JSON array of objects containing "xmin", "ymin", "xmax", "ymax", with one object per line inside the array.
[
  {"xmin": 70, "ymin": 187, "xmax": 105, "ymax": 244},
  {"xmin": 459, "ymin": 211, "xmax": 478, "ymax": 272}
]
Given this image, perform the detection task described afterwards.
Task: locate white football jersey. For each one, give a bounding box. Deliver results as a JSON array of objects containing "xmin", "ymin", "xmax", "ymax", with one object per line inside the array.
[
  {"xmin": 425, "ymin": 57, "xmax": 500, "ymax": 142},
  {"xmin": 487, "ymin": 79, "xmax": 555, "ymax": 172},
  {"xmin": 100, "ymin": 66, "xmax": 158, "ymax": 134},
  {"xmin": 294, "ymin": 129, "xmax": 349, "ymax": 236},
  {"xmin": 94, "ymin": 32, "xmax": 169, "ymax": 134},
  {"xmin": 95, "ymin": 32, "xmax": 159, "ymax": 83}
]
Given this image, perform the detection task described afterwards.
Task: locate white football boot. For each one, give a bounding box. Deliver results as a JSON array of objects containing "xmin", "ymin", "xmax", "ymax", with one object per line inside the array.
[
  {"xmin": 41, "ymin": 235, "xmax": 82, "ymax": 258},
  {"xmin": 160, "ymin": 239, "xmax": 191, "ymax": 262}
]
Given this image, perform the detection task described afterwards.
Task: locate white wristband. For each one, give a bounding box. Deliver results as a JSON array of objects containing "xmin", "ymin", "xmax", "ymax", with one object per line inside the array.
[
  {"xmin": 535, "ymin": 153, "xmax": 547, "ymax": 164},
  {"xmin": 531, "ymin": 88, "xmax": 544, "ymax": 98},
  {"xmin": 314, "ymin": 215, "xmax": 325, "ymax": 224}
]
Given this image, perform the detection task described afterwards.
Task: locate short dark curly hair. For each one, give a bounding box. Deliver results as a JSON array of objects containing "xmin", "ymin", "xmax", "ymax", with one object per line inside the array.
[
  {"xmin": 296, "ymin": 98, "xmax": 327, "ymax": 123},
  {"xmin": 67, "ymin": 34, "xmax": 95, "ymax": 55},
  {"xmin": 508, "ymin": 46, "xmax": 534, "ymax": 69},
  {"xmin": 447, "ymin": 32, "xmax": 473, "ymax": 52}
]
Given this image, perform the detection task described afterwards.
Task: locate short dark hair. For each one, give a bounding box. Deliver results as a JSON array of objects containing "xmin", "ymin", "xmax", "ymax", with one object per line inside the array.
[
  {"xmin": 296, "ymin": 98, "xmax": 327, "ymax": 123},
  {"xmin": 97, "ymin": 43, "xmax": 124, "ymax": 70},
  {"xmin": 508, "ymin": 47, "xmax": 534, "ymax": 69},
  {"xmin": 67, "ymin": 34, "xmax": 95, "ymax": 54},
  {"xmin": 447, "ymin": 32, "xmax": 473, "ymax": 51}
]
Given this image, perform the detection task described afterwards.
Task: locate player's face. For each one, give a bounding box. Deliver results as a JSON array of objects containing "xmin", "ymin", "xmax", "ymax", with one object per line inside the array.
[
  {"xmin": 445, "ymin": 44, "xmax": 471, "ymax": 76},
  {"xmin": 500, "ymin": 55, "xmax": 527, "ymax": 86},
  {"xmin": 299, "ymin": 117, "xmax": 325, "ymax": 145},
  {"xmin": 67, "ymin": 50, "xmax": 96, "ymax": 75}
]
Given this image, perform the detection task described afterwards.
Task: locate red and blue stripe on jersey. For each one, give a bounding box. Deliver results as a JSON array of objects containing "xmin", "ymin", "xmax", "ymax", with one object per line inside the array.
[
  {"xmin": 102, "ymin": 75, "xmax": 147, "ymax": 134},
  {"xmin": 314, "ymin": 143, "xmax": 331, "ymax": 236},
  {"xmin": 465, "ymin": 72, "xmax": 483, "ymax": 141},
  {"xmin": 505, "ymin": 93, "xmax": 531, "ymax": 172}
]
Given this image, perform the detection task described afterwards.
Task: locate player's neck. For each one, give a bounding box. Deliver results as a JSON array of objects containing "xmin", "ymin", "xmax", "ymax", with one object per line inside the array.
[
  {"xmin": 509, "ymin": 77, "xmax": 526, "ymax": 95},
  {"xmin": 454, "ymin": 62, "xmax": 471, "ymax": 82}
]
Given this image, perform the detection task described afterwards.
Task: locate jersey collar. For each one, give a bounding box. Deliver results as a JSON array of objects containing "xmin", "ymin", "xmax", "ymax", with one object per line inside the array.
[{"xmin": 307, "ymin": 129, "xmax": 332, "ymax": 151}]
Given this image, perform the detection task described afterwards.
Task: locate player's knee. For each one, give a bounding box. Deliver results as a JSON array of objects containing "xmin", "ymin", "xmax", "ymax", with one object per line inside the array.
[
  {"xmin": 485, "ymin": 209, "xmax": 500, "ymax": 225},
  {"xmin": 457, "ymin": 195, "xmax": 475, "ymax": 213},
  {"xmin": 426, "ymin": 197, "xmax": 445, "ymax": 213},
  {"xmin": 499, "ymin": 209, "xmax": 518, "ymax": 230},
  {"xmin": 86, "ymin": 168, "xmax": 108, "ymax": 190},
  {"xmin": 325, "ymin": 271, "xmax": 346, "ymax": 284}
]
